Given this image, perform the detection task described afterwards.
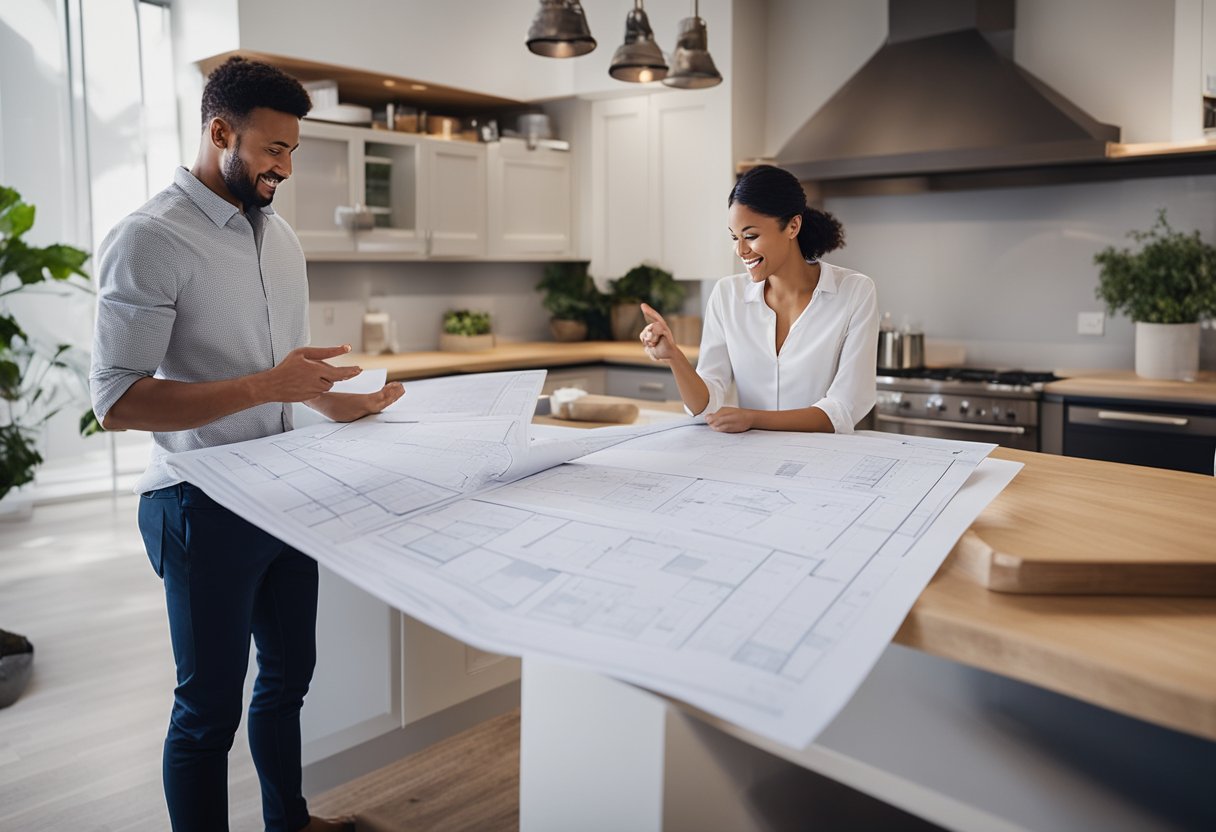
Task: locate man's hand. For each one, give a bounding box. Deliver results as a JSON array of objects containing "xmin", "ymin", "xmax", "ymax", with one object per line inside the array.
[
  {"xmin": 705, "ymin": 407, "xmax": 755, "ymax": 433},
  {"xmin": 306, "ymin": 382, "xmax": 405, "ymax": 423},
  {"xmin": 639, "ymin": 303, "xmax": 681, "ymax": 363},
  {"xmin": 261, "ymin": 345, "xmax": 362, "ymax": 403}
]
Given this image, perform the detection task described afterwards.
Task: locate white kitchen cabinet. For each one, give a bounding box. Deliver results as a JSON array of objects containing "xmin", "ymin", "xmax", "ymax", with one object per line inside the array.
[
  {"xmin": 487, "ymin": 138, "xmax": 573, "ymax": 258},
  {"xmin": 275, "ymin": 120, "xmax": 485, "ymax": 259},
  {"xmin": 589, "ymin": 88, "xmax": 735, "ymax": 282},
  {"xmin": 424, "ymin": 139, "xmax": 486, "ymax": 257}
]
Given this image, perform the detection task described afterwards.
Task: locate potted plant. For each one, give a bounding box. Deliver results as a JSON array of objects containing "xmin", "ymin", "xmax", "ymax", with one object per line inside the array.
[
  {"xmin": 607, "ymin": 263, "xmax": 686, "ymax": 341},
  {"xmin": 536, "ymin": 262, "xmax": 603, "ymax": 342},
  {"xmin": 439, "ymin": 308, "xmax": 495, "ymax": 352},
  {"xmin": 1094, "ymin": 209, "xmax": 1216, "ymax": 379},
  {"xmin": 0, "ymin": 185, "xmax": 91, "ymax": 508}
]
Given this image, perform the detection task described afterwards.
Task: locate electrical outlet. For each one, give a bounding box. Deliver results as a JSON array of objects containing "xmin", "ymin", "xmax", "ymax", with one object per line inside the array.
[
  {"xmin": 323, "ymin": 305, "xmax": 335, "ymax": 325},
  {"xmin": 1077, "ymin": 311, "xmax": 1105, "ymax": 336}
]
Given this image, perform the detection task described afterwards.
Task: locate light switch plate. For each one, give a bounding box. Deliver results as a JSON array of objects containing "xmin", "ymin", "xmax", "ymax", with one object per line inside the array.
[{"xmin": 1077, "ymin": 311, "xmax": 1105, "ymax": 336}]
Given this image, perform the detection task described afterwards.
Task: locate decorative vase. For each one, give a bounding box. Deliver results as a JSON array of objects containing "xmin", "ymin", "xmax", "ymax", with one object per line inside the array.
[
  {"xmin": 1134, "ymin": 321, "xmax": 1200, "ymax": 380},
  {"xmin": 549, "ymin": 319, "xmax": 588, "ymax": 343},
  {"xmin": 611, "ymin": 304, "xmax": 645, "ymax": 342},
  {"xmin": 439, "ymin": 332, "xmax": 496, "ymax": 352}
]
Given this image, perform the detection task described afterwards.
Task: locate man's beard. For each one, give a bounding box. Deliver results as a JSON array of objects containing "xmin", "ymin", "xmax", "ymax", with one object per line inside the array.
[{"xmin": 221, "ymin": 138, "xmax": 277, "ymax": 210}]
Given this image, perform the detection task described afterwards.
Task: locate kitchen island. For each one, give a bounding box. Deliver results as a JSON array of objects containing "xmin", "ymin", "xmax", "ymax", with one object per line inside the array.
[{"xmin": 517, "ymin": 436, "xmax": 1216, "ymax": 832}]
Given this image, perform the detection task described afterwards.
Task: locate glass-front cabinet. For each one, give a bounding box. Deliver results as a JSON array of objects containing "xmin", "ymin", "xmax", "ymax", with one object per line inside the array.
[{"xmin": 275, "ymin": 120, "xmax": 484, "ymax": 258}]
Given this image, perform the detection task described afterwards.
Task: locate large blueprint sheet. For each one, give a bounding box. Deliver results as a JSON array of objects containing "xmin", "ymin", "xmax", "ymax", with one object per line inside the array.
[{"xmin": 168, "ymin": 371, "xmax": 1019, "ymax": 748}]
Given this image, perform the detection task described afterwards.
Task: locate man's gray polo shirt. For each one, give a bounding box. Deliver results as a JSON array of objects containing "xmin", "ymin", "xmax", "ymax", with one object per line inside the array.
[{"xmin": 90, "ymin": 166, "xmax": 310, "ymax": 493}]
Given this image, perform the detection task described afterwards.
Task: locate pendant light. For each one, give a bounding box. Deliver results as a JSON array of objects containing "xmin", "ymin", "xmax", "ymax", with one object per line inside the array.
[
  {"xmin": 526, "ymin": 0, "xmax": 597, "ymax": 58},
  {"xmin": 608, "ymin": 0, "xmax": 668, "ymax": 83},
  {"xmin": 662, "ymin": 0, "xmax": 722, "ymax": 89}
]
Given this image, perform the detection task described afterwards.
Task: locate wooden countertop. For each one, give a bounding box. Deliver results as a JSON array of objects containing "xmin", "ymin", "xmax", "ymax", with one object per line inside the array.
[
  {"xmin": 335, "ymin": 341, "xmax": 698, "ymax": 381},
  {"xmin": 1045, "ymin": 369, "xmax": 1216, "ymax": 406},
  {"xmin": 897, "ymin": 447, "xmax": 1216, "ymax": 741}
]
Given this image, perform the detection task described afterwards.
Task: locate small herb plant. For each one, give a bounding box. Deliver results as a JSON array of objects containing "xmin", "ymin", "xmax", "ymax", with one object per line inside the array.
[
  {"xmin": 536, "ymin": 262, "xmax": 596, "ymax": 321},
  {"xmin": 1093, "ymin": 209, "xmax": 1216, "ymax": 324},
  {"xmin": 0, "ymin": 185, "xmax": 92, "ymax": 500},
  {"xmin": 443, "ymin": 309, "xmax": 492, "ymax": 336},
  {"xmin": 609, "ymin": 263, "xmax": 686, "ymax": 315}
]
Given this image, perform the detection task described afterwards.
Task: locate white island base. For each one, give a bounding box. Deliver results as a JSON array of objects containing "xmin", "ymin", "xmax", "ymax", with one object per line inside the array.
[{"xmin": 519, "ymin": 646, "xmax": 1214, "ymax": 832}]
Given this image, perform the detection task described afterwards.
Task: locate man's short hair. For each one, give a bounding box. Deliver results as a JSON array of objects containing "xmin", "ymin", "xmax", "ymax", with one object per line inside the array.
[{"xmin": 200, "ymin": 56, "xmax": 311, "ymax": 129}]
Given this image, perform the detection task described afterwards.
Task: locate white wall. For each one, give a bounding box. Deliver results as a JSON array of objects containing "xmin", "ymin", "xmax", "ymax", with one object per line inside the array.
[
  {"xmin": 827, "ymin": 174, "xmax": 1216, "ymax": 371},
  {"xmin": 306, "ymin": 261, "xmax": 555, "ymax": 351},
  {"xmin": 1017, "ymin": 0, "xmax": 1180, "ymax": 143},
  {"xmin": 762, "ymin": 0, "xmax": 886, "ymax": 157}
]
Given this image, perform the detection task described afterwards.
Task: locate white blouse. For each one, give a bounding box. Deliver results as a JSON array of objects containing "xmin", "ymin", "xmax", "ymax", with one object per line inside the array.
[{"xmin": 694, "ymin": 261, "xmax": 879, "ymax": 433}]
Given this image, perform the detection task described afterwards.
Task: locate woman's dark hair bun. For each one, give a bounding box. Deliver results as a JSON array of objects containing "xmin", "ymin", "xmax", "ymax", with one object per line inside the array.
[{"xmin": 729, "ymin": 164, "xmax": 845, "ymax": 261}]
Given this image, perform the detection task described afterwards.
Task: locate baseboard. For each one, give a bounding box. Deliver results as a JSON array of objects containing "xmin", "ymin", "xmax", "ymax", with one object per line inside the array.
[{"xmin": 303, "ymin": 679, "xmax": 521, "ymax": 795}]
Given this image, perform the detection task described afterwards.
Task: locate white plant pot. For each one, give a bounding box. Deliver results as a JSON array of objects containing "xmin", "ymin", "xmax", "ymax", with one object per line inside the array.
[{"xmin": 1134, "ymin": 321, "xmax": 1200, "ymax": 380}]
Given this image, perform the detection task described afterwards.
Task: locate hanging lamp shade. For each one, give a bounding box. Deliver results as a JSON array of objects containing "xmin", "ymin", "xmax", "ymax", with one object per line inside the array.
[
  {"xmin": 526, "ymin": 0, "xmax": 597, "ymax": 58},
  {"xmin": 662, "ymin": 8, "xmax": 722, "ymax": 89},
  {"xmin": 608, "ymin": 1, "xmax": 668, "ymax": 83}
]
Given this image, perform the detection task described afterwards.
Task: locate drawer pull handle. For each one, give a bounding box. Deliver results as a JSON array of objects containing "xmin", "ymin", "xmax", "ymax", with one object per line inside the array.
[
  {"xmin": 1096, "ymin": 410, "xmax": 1188, "ymax": 427},
  {"xmin": 639, "ymin": 382, "xmax": 666, "ymax": 393},
  {"xmin": 875, "ymin": 414, "xmax": 1026, "ymax": 435}
]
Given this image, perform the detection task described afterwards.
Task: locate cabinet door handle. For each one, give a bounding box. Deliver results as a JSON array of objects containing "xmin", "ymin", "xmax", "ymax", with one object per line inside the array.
[
  {"xmin": 639, "ymin": 382, "xmax": 666, "ymax": 393},
  {"xmin": 1096, "ymin": 410, "xmax": 1189, "ymax": 427},
  {"xmin": 334, "ymin": 205, "xmax": 373, "ymax": 231},
  {"xmin": 425, "ymin": 228, "xmax": 433, "ymax": 256}
]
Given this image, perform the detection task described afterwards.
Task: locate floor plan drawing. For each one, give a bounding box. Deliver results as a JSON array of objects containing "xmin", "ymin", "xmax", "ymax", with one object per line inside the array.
[{"xmin": 168, "ymin": 371, "xmax": 1020, "ymax": 748}]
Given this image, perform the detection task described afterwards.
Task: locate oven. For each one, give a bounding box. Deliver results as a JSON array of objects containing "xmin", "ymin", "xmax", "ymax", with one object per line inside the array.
[{"xmin": 867, "ymin": 369, "xmax": 1057, "ymax": 452}]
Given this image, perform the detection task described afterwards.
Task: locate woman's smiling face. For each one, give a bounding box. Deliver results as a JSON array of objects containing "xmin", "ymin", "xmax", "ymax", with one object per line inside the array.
[{"xmin": 728, "ymin": 202, "xmax": 801, "ymax": 283}]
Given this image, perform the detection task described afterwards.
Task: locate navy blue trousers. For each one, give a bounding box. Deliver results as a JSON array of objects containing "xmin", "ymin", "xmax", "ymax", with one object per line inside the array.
[{"xmin": 139, "ymin": 482, "xmax": 317, "ymax": 832}]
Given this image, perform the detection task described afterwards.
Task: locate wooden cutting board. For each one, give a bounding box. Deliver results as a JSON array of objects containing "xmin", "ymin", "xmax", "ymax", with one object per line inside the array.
[{"xmin": 955, "ymin": 448, "xmax": 1216, "ymax": 595}]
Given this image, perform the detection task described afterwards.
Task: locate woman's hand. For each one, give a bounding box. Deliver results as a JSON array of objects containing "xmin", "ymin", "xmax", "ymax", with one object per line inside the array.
[
  {"xmin": 705, "ymin": 407, "xmax": 755, "ymax": 433},
  {"xmin": 639, "ymin": 303, "xmax": 680, "ymax": 363}
]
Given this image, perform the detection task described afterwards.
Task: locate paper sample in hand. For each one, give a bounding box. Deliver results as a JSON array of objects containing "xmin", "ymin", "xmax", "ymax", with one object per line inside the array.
[{"xmin": 328, "ymin": 368, "xmax": 388, "ymax": 395}]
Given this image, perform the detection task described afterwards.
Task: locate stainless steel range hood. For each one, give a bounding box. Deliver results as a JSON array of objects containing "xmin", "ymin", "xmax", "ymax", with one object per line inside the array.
[{"xmin": 775, "ymin": 0, "xmax": 1121, "ymax": 182}]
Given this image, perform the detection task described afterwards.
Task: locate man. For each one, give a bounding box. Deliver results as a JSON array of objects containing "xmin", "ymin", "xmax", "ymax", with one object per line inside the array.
[{"xmin": 90, "ymin": 57, "xmax": 402, "ymax": 832}]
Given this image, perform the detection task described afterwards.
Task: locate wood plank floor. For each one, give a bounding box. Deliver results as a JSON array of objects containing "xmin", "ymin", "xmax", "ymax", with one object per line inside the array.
[{"xmin": 0, "ymin": 495, "xmax": 518, "ymax": 831}]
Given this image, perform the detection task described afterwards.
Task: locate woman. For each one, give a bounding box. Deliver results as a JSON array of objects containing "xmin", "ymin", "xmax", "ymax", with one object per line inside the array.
[{"xmin": 640, "ymin": 164, "xmax": 878, "ymax": 433}]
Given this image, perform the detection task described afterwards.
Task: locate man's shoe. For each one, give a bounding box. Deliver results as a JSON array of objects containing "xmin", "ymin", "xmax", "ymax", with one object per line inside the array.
[{"xmin": 300, "ymin": 815, "xmax": 356, "ymax": 832}]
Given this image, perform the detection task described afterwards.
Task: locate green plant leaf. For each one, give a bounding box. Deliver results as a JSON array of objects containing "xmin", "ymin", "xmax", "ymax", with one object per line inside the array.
[
  {"xmin": 0, "ymin": 203, "xmax": 34, "ymax": 238},
  {"xmin": 0, "ymin": 314, "xmax": 25, "ymax": 349},
  {"xmin": 80, "ymin": 408, "xmax": 105, "ymax": 437},
  {"xmin": 0, "ymin": 359, "xmax": 20, "ymax": 399},
  {"xmin": 0, "ymin": 423, "xmax": 43, "ymax": 500}
]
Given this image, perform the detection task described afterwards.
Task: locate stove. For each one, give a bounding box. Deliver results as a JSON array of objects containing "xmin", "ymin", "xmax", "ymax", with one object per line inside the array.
[{"xmin": 870, "ymin": 367, "xmax": 1059, "ymax": 451}]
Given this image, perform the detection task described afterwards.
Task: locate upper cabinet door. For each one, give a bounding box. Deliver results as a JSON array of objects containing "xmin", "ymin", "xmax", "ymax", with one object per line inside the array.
[
  {"xmin": 589, "ymin": 90, "xmax": 734, "ymax": 282},
  {"xmin": 649, "ymin": 88, "xmax": 734, "ymax": 281},
  {"xmin": 487, "ymin": 139, "xmax": 573, "ymax": 258},
  {"xmin": 276, "ymin": 121, "xmax": 359, "ymax": 253},
  {"xmin": 356, "ymin": 134, "xmax": 426, "ymax": 256},
  {"xmin": 590, "ymin": 97, "xmax": 653, "ymax": 279},
  {"xmin": 423, "ymin": 140, "xmax": 486, "ymax": 258}
]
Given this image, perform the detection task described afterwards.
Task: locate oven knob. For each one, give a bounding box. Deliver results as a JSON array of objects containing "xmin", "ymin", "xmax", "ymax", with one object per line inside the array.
[
  {"xmin": 1006, "ymin": 410, "xmax": 1018, "ymax": 420},
  {"xmin": 977, "ymin": 408, "xmax": 987, "ymax": 418},
  {"xmin": 926, "ymin": 395, "xmax": 945, "ymax": 412},
  {"xmin": 991, "ymin": 407, "xmax": 1002, "ymax": 420},
  {"xmin": 959, "ymin": 400, "xmax": 970, "ymax": 415},
  {"xmin": 899, "ymin": 399, "xmax": 911, "ymax": 410}
]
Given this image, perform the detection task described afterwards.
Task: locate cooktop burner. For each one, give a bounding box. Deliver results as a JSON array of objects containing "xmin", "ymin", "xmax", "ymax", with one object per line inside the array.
[{"xmin": 879, "ymin": 367, "xmax": 1059, "ymax": 386}]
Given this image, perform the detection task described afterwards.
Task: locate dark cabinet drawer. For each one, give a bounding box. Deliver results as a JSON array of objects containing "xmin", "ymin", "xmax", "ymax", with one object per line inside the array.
[
  {"xmin": 605, "ymin": 367, "xmax": 680, "ymax": 401},
  {"xmin": 1059, "ymin": 400, "xmax": 1216, "ymax": 475}
]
